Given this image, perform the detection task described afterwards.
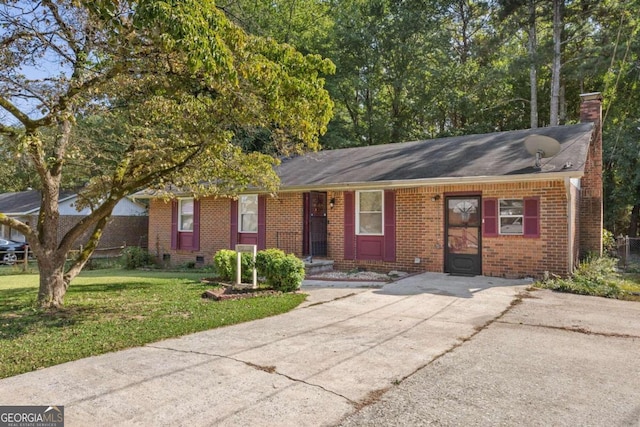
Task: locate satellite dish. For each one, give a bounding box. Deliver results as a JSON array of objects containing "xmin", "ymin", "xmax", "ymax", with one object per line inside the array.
[{"xmin": 524, "ymin": 134, "xmax": 561, "ymax": 169}]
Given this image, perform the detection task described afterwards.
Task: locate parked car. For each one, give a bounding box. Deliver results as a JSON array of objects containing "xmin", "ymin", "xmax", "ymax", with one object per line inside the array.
[{"xmin": 0, "ymin": 239, "xmax": 28, "ymax": 265}]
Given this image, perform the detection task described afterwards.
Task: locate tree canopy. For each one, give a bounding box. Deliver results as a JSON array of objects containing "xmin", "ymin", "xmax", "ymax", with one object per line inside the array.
[
  {"xmin": 0, "ymin": 0, "xmax": 334, "ymax": 307},
  {"xmin": 225, "ymin": 0, "xmax": 640, "ymax": 234}
]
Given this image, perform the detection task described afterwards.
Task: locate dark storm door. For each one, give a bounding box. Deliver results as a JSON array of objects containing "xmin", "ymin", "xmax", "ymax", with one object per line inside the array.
[
  {"xmin": 445, "ymin": 196, "xmax": 481, "ymax": 275},
  {"xmin": 303, "ymin": 192, "xmax": 328, "ymax": 257}
]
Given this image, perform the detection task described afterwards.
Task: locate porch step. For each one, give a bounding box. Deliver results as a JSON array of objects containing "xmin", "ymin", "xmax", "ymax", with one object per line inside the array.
[{"xmin": 304, "ymin": 259, "xmax": 334, "ymax": 276}]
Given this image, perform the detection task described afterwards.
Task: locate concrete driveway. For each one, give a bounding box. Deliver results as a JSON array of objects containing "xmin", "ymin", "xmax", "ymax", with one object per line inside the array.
[
  {"xmin": 0, "ymin": 273, "xmax": 527, "ymax": 426},
  {"xmin": 341, "ymin": 289, "xmax": 640, "ymax": 426}
]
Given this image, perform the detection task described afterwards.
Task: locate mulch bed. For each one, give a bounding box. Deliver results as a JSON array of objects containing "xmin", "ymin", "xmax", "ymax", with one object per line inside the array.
[{"xmin": 201, "ymin": 279, "xmax": 282, "ymax": 301}]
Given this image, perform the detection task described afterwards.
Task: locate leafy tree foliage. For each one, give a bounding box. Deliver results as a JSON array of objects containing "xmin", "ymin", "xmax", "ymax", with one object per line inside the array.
[
  {"xmin": 232, "ymin": 0, "xmax": 640, "ymax": 234},
  {"xmin": 0, "ymin": 0, "xmax": 333, "ymax": 307}
]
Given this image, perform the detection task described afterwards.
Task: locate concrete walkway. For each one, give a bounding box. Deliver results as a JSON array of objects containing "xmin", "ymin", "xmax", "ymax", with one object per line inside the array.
[{"xmin": 0, "ymin": 273, "xmax": 528, "ymax": 426}]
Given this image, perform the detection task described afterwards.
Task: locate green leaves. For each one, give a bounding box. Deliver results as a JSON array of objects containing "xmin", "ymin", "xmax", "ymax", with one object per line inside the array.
[
  {"xmin": 0, "ymin": 0, "xmax": 335, "ymax": 304},
  {"xmin": 134, "ymin": 0, "xmax": 243, "ymax": 79}
]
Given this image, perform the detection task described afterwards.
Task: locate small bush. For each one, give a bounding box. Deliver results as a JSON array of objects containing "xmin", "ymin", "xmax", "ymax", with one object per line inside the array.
[
  {"xmin": 213, "ymin": 249, "xmax": 254, "ymax": 282},
  {"xmin": 263, "ymin": 254, "xmax": 305, "ymax": 292},
  {"xmin": 540, "ymin": 256, "xmax": 624, "ymax": 298},
  {"xmin": 122, "ymin": 247, "xmax": 153, "ymax": 270},
  {"xmin": 603, "ymin": 229, "xmax": 617, "ymax": 257},
  {"xmin": 181, "ymin": 261, "xmax": 197, "ymax": 269},
  {"xmin": 255, "ymin": 248, "xmax": 286, "ymax": 276},
  {"xmin": 213, "ymin": 250, "xmax": 235, "ymax": 281},
  {"xmin": 214, "ymin": 249, "xmax": 304, "ymax": 290}
]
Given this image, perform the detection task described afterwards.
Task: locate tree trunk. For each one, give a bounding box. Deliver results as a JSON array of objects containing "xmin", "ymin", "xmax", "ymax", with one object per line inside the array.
[
  {"xmin": 550, "ymin": 0, "xmax": 562, "ymax": 126},
  {"xmin": 528, "ymin": 0, "xmax": 538, "ymax": 129},
  {"xmin": 37, "ymin": 255, "xmax": 68, "ymax": 308},
  {"xmin": 559, "ymin": 83, "xmax": 566, "ymax": 124},
  {"xmin": 629, "ymin": 204, "xmax": 640, "ymax": 237}
]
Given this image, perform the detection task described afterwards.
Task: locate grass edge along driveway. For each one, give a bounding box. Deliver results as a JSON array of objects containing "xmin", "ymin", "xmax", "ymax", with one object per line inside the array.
[{"xmin": 0, "ymin": 269, "xmax": 306, "ymax": 379}]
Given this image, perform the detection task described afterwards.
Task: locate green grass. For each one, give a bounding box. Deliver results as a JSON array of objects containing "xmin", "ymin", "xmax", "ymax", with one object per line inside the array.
[
  {"xmin": 537, "ymin": 256, "xmax": 640, "ymax": 301},
  {"xmin": 0, "ymin": 269, "xmax": 307, "ymax": 379},
  {"xmin": 618, "ymin": 275, "xmax": 640, "ymax": 301}
]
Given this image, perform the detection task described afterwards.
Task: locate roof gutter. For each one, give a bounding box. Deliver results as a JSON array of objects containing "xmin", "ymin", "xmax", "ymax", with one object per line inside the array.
[
  {"xmin": 1, "ymin": 212, "xmax": 33, "ymax": 216},
  {"xmin": 275, "ymin": 170, "xmax": 585, "ymax": 193},
  {"xmin": 132, "ymin": 170, "xmax": 585, "ymax": 198}
]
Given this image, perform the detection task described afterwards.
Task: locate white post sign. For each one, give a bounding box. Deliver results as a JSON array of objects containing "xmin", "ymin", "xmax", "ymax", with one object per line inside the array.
[{"xmin": 235, "ymin": 244, "xmax": 257, "ymax": 288}]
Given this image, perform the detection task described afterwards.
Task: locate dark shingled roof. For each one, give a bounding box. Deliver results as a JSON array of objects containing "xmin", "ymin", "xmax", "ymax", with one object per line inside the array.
[
  {"xmin": 277, "ymin": 123, "xmax": 594, "ymax": 188},
  {"xmin": 0, "ymin": 190, "xmax": 76, "ymax": 214}
]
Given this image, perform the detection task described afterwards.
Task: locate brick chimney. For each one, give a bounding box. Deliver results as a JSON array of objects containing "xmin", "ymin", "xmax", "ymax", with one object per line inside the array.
[{"xmin": 578, "ymin": 92, "xmax": 603, "ymax": 257}]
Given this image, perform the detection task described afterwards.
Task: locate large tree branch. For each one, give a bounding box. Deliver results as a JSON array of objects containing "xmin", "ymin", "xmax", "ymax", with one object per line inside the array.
[
  {"xmin": 63, "ymin": 214, "xmax": 111, "ymax": 283},
  {"xmin": 57, "ymin": 198, "xmax": 119, "ymax": 255},
  {"xmin": 0, "ymin": 96, "xmax": 35, "ymax": 127},
  {"xmin": 0, "ymin": 215, "xmax": 39, "ymax": 248}
]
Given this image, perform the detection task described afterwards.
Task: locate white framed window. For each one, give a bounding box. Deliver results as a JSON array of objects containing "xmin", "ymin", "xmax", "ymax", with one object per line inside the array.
[
  {"xmin": 239, "ymin": 194, "xmax": 258, "ymax": 233},
  {"xmin": 499, "ymin": 199, "xmax": 524, "ymax": 235},
  {"xmin": 178, "ymin": 198, "xmax": 194, "ymax": 232},
  {"xmin": 356, "ymin": 190, "xmax": 383, "ymax": 235}
]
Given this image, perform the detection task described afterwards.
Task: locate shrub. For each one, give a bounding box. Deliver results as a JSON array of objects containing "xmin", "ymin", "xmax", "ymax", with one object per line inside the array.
[
  {"xmin": 603, "ymin": 229, "xmax": 617, "ymax": 257},
  {"xmin": 214, "ymin": 248, "xmax": 304, "ymax": 289},
  {"xmin": 540, "ymin": 256, "xmax": 624, "ymax": 298},
  {"xmin": 213, "ymin": 249, "xmax": 254, "ymax": 282},
  {"xmin": 180, "ymin": 261, "xmax": 197, "ymax": 269},
  {"xmin": 121, "ymin": 246, "xmax": 153, "ymax": 270},
  {"xmin": 255, "ymin": 248, "xmax": 286, "ymax": 276},
  {"xmin": 213, "ymin": 249, "xmax": 235, "ymax": 280},
  {"xmin": 262, "ymin": 253, "xmax": 305, "ymax": 292}
]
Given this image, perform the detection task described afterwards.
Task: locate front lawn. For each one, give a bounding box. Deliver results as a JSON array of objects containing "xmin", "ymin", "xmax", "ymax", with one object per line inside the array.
[{"xmin": 0, "ymin": 269, "xmax": 306, "ymax": 379}]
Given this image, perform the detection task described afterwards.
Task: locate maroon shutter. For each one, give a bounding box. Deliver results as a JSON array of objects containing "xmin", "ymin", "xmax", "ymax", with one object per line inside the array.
[
  {"xmin": 258, "ymin": 195, "xmax": 267, "ymax": 250},
  {"xmin": 230, "ymin": 199, "xmax": 238, "ymax": 248},
  {"xmin": 483, "ymin": 198, "xmax": 498, "ymax": 237},
  {"xmin": 170, "ymin": 200, "xmax": 178, "ymax": 250},
  {"xmin": 523, "ymin": 197, "xmax": 540, "ymax": 238},
  {"xmin": 344, "ymin": 191, "xmax": 355, "ymax": 260},
  {"xmin": 383, "ymin": 190, "xmax": 396, "ymax": 262},
  {"xmin": 302, "ymin": 193, "xmax": 310, "ymax": 255},
  {"xmin": 192, "ymin": 199, "xmax": 201, "ymax": 251}
]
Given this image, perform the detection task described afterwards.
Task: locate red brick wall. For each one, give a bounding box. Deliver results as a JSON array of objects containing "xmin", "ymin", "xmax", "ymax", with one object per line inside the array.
[
  {"xmin": 56, "ymin": 215, "xmax": 148, "ymax": 250},
  {"xmin": 264, "ymin": 193, "xmax": 304, "ymax": 256},
  {"xmin": 324, "ymin": 181, "xmax": 569, "ymax": 278},
  {"xmin": 578, "ymin": 93, "xmax": 603, "ymax": 256},
  {"xmin": 149, "ymin": 198, "xmax": 231, "ymax": 266},
  {"xmin": 148, "ymin": 180, "xmax": 572, "ymax": 278},
  {"xmin": 480, "ymin": 181, "xmax": 568, "ymax": 278}
]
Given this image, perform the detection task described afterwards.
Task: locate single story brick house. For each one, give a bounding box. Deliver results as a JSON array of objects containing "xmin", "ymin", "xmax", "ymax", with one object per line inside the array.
[
  {"xmin": 142, "ymin": 93, "xmax": 603, "ymax": 278},
  {"xmin": 0, "ymin": 190, "xmax": 149, "ymax": 249}
]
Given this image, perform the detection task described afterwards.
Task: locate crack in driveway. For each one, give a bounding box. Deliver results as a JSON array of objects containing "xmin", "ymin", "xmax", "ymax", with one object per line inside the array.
[
  {"xmin": 333, "ymin": 290, "xmax": 531, "ymax": 427},
  {"xmin": 497, "ymin": 321, "xmax": 640, "ymax": 339},
  {"xmin": 146, "ymin": 344, "xmax": 360, "ymax": 406}
]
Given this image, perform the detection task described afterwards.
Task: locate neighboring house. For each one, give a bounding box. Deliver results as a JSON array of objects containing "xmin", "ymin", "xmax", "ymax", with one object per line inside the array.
[
  {"xmin": 0, "ymin": 190, "xmax": 149, "ymax": 249},
  {"xmin": 143, "ymin": 93, "xmax": 603, "ymax": 278}
]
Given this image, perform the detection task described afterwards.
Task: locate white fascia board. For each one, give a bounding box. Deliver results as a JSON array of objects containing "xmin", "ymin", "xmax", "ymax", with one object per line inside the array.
[
  {"xmin": 22, "ymin": 207, "xmax": 41, "ymax": 215},
  {"xmin": 131, "ymin": 190, "xmax": 194, "ymax": 200},
  {"xmin": 1, "ymin": 212, "xmax": 34, "ymax": 216},
  {"xmin": 275, "ymin": 171, "xmax": 585, "ymax": 193},
  {"xmin": 133, "ymin": 171, "xmax": 585, "ymax": 198}
]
